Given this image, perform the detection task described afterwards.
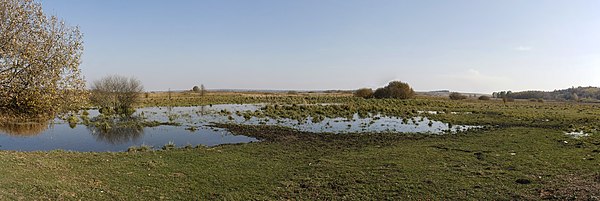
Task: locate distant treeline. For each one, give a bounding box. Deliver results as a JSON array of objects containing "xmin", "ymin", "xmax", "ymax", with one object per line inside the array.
[{"xmin": 493, "ymin": 86, "xmax": 600, "ymax": 101}]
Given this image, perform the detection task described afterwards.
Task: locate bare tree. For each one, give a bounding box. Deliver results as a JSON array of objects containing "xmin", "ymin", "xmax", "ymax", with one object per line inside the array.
[
  {"xmin": 200, "ymin": 84, "xmax": 206, "ymax": 96},
  {"xmin": 90, "ymin": 75, "xmax": 144, "ymax": 114},
  {"xmin": 0, "ymin": 0, "xmax": 87, "ymax": 118}
]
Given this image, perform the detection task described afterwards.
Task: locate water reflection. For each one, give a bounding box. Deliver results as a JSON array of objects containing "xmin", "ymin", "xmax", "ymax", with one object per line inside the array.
[
  {"xmin": 0, "ymin": 120, "xmax": 50, "ymax": 136},
  {"xmin": 86, "ymin": 116, "xmax": 144, "ymax": 144},
  {"xmin": 0, "ymin": 106, "xmax": 259, "ymax": 152},
  {"xmin": 198, "ymin": 105, "xmax": 207, "ymax": 115}
]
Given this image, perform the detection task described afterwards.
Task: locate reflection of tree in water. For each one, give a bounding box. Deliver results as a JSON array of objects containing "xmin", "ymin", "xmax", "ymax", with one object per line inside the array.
[
  {"xmin": 198, "ymin": 105, "xmax": 207, "ymax": 115},
  {"xmin": 86, "ymin": 116, "xmax": 144, "ymax": 144},
  {"xmin": 0, "ymin": 120, "xmax": 50, "ymax": 136}
]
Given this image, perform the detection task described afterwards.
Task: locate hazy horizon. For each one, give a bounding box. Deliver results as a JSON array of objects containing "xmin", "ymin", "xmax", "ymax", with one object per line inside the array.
[{"xmin": 40, "ymin": 0, "xmax": 600, "ymax": 93}]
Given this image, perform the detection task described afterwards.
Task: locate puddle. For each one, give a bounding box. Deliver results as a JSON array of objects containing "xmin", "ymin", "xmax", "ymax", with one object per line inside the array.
[
  {"xmin": 0, "ymin": 122, "xmax": 256, "ymax": 152},
  {"xmin": 565, "ymin": 131, "xmax": 590, "ymax": 138},
  {"xmin": 418, "ymin": 111, "xmax": 441, "ymax": 115},
  {"xmin": 227, "ymin": 114, "xmax": 477, "ymax": 134},
  {"xmin": 0, "ymin": 104, "xmax": 480, "ymax": 152}
]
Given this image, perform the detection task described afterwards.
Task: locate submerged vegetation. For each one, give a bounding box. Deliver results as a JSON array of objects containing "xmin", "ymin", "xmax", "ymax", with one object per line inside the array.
[{"xmin": 218, "ymin": 95, "xmax": 600, "ymax": 135}]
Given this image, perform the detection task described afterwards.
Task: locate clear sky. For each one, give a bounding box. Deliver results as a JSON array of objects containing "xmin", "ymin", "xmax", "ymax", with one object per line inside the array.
[{"xmin": 40, "ymin": 0, "xmax": 600, "ymax": 93}]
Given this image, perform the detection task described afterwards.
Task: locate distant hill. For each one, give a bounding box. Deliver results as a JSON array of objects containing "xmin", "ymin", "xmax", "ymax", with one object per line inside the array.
[{"xmin": 495, "ymin": 86, "xmax": 600, "ymax": 102}]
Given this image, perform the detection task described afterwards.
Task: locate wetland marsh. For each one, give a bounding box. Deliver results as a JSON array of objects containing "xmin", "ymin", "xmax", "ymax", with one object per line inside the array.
[
  {"xmin": 0, "ymin": 101, "xmax": 478, "ymax": 151},
  {"xmin": 3, "ymin": 0, "xmax": 599, "ymax": 199},
  {"xmin": 0, "ymin": 92, "xmax": 599, "ymax": 199}
]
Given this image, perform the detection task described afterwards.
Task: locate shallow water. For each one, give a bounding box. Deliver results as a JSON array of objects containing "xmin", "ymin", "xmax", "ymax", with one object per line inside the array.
[
  {"xmin": 0, "ymin": 104, "xmax": 479, "ymax": 152},
  {"xmin": 136, "ymin": 105, "xmax": 477, "ymax": 134},
  {"xmin": 565, "ymin": 131, "xmax": 590, "ymax": 138},
  {"xmin": 0, "ymin": 124, "xmax": 256, "ymax": 152}
]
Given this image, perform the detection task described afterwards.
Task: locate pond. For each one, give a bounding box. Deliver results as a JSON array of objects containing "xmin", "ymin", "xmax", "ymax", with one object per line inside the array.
[
  {"xmin": 0, "ymin": 104, "xmax": 479, "ymax": 152},
  {"xmin": 0, "ymin": 121, "xmax": 257, "ymax": 152}
]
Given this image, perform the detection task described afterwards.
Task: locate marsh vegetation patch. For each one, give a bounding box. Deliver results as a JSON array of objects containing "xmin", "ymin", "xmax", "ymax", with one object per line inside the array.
[{"xmin": 0, "ymin": 103, "xmax": 481, "ymax": 152}]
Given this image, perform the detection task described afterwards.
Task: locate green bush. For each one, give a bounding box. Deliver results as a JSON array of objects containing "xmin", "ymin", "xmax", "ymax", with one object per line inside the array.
[
  {"xmin": 478, "ymin": 95, "xmax": 491, "ymax": 101},
  {"xmin": 373, "ymin": 81, "xmax": 415, "ymax": 99},
  {"xmin": 373, "ymin": 88, "xmax": 389, "ymax": 99}
]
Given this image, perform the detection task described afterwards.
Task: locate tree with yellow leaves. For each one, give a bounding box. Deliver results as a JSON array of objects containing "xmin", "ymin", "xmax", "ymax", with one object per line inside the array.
[{"xmin": 0, "ymin": 0, "xmax": 87, "ymax": 118}]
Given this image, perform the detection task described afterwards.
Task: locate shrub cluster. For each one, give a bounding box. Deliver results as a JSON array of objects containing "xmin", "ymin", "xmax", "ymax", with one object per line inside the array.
[
  {"xmin": 354, "ymin": 88, "xmax": 374, "ymax": 99},
  {"xmin": 449, "ymin": 92, "xmax": 467, "ymax": 100},
  {"xmin": 90, "ymin": 75, "xmax": 144, "ymax": 115},
  {"xmin": 192, "ymin": 84, "xmax": 206, "ymax": 96},
  {"xmin": 373, "ymin": 81, "xmax": 415, "ymax": 99}
]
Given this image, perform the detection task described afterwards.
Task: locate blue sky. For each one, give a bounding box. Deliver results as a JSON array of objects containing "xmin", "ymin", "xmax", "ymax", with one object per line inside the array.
[{"xmin": 40, "ymin": 0, "xmax": 600, "ymax": 93}]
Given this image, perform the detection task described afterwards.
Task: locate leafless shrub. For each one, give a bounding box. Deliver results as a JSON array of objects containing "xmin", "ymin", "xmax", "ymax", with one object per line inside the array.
[{"xmin": 90, "ymin": 75, "xmax": 143, "ymax": 114}]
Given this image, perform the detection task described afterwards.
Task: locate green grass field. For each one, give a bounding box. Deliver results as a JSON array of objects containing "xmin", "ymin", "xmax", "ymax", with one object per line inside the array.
[{"xmin": 1, "ymin": 92, "xmax": 598, "ymax": 200}]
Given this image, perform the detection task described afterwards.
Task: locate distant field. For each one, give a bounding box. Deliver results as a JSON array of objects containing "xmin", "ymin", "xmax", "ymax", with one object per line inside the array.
[{"xmin": 139, "ymin": 90, "xmax": 354, "ymax": 107}]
